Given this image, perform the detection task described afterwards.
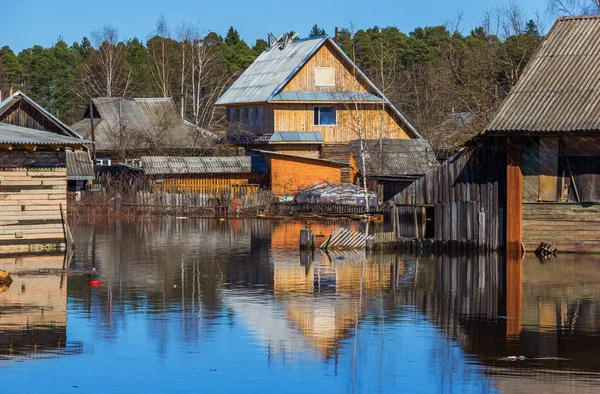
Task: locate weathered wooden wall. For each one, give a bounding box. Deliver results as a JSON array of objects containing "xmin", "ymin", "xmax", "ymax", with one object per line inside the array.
[
  {"xmin": 152, "ymin": 173, "xmax": 258, "ymax": 193},
  {"xmin": 0, "ymin": 101, "xmax": 67, "ymax": 136},
  {"xmin": 393, "ymin": 138, "xmax": 506, "ymax": 250},
  {"xmin": 522, "ymin": 203, "xmax": 600, "ymax": 253},
  {"xmin": 271, "ymin": 103, "xmax": 410, "ymax": 142},
  {"xmin": 0, "ymin": 167, "xmax": 67, "ymax": 252},
  {"xmin": 270, "ymin": 155, "xmax": 344, "ymax": 196},
  {"xmin": 272, "ymin": 144, "xmax": 321, "ymax": 158}
]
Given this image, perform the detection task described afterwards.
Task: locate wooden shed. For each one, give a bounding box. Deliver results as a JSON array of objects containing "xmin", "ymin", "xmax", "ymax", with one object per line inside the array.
[
  {"xmin": 391, "ymin": 16, "xmax": 600, "ymax": 254},
  {"xmin": 0, "ymin": 123, "xmax": 89, "ymax": 253},
  {"xmin": 140, "ymin": 155, "xmax": 268, "ymax": 195},
  {"xmin": 252, "ymin": 149, "xmax": 351, "ymax": 197}
]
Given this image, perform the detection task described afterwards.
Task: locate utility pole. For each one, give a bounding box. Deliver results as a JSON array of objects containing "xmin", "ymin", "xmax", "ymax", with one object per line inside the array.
[{"xmin": 89, "ymin": 97, "xmax": 97, "ymax": 170}]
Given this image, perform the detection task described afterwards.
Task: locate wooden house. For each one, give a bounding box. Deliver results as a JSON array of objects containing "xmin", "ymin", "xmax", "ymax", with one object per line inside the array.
[
  {"xmin": 350, "ymin": 139, "xmax": 438, "ymax": 201},
  {"xmin": 139, "ymin": 155, "xmax": 268, "ymax": 195},
  {"xmin": 0, "ymin": 123, "xmax": 89, "ymax": 253},
  {"xmin": 216, "ymin": 35, "xmax": 423, "ymax": 192},
  {"xmin": 70, "ymin": 97, "xmax": 217, "ymax": 165},
  {"xmin": 0, "ymin": 91, "xmax": 94, "ymax": 190},
  {"xmin": 391, "ymin": 16, "xmax": 600, "ymax": 253}
]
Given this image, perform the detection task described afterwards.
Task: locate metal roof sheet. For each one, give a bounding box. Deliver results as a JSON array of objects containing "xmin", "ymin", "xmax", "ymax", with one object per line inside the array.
[
  {"xmin": 487, "ymin": 16, "xmax": 600, "ymax": 134},
  {"xmin": 270, "ymin": 92, "xmax": 382, "ymax": 102},
  {"xmin": 140, "ymin": 156, "xmax": 260, "ymax": 176},
  {"xmin": 251, "ymin": 149, "xmax": 349, "ymax": 167},
  {"xmin": 269, "ymin": 132, "xmax": 324, "ymax": 142},
  {"xmin": 350, "ymin": 139, "xmax": 437, "ymax": 177},
  {"xmin": 0, "ymin": 123, "xmax": 91, "ymax": 146},
  {"xmin": 66, "ymin": 150, "xmax": 95, "ymax": 180},
  {"xmin": 216, "ymin": 37, "xmax": 326, "ymax": 105}
]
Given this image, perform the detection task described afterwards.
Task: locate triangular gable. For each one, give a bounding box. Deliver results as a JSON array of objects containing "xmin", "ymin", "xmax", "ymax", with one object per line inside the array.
[{"xmin": 0, "ymin": 90, "xmax": 82, "ymax": 138}]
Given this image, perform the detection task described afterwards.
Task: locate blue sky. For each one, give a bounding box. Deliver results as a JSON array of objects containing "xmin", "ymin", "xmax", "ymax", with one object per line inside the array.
[{"xmin": 4, "ymin": 0, "xmax": 548, "ymax": 52}]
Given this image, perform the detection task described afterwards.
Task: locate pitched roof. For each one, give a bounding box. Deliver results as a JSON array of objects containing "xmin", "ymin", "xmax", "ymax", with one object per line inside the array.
[
  {"xmin": 216, "ymin": 36, "xmax": 421, "ymax": 138},
  {"xmin": 0, "ymin": 90, "xmax": 82, "ymax": 138},
  {"xmin": 71, "ymin": 97, "xmax": 217, "ymax": 152},
  {"xmin": 140, "ymin": 156, "xmax": 267, "ymax": 176},
  {"xmin": 0, "ymin": 123, "xmax": 91, "ymax": 146},
  {"xmin": 350, "ymin": 139, "xmax": 437, "ymax": 177},
  {"xmin": 487, "ymin": 16, "xmax": 600, "ymax": 134},
  {"xmin": 66, "ymin": 150, "xmax": 95, "ymax": 180}
]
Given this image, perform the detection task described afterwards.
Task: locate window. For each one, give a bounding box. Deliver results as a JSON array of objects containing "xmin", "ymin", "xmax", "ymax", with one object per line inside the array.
[
  {"xmin": 314, "ymin": 106, "xmax": 337, "ymax": 126},
  {"xmin": 256, "ymin": 107, "xmax": 264, "ymax": 129},
  {"xmin": 238, "ymin": 108, "xmax": 245, "ymax": 124},
  {"xmin": 96, "ymin": 158, "xmax": 111, "ymax": 166},
  {"xmin": 227, "ymin": 108, "xmax": 236, "ymax": 123},
  {"xmin": 315, "ymin": 67, "xmax": 335, "ymax": 86},
  {"xmin": 247, "ymin": 108, "xmax": 254, "ymax": 126}
]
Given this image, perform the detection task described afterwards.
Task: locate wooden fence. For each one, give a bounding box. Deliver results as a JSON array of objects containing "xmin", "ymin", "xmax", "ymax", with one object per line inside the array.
[{"xmin": 270, "ymin": 202, "xmax": 376, "ymax": 216}]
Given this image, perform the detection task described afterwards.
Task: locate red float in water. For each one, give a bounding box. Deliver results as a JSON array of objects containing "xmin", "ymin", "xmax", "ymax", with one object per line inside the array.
[{"xmin": 89, "ymin": 280, "xmax": 103, "ymax": 287}]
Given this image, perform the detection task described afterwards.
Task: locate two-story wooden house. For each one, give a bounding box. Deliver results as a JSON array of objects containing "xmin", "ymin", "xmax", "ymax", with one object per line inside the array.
[{"xmin": 216, "ymin": 35, "xmax": 422, "ymax": 196}]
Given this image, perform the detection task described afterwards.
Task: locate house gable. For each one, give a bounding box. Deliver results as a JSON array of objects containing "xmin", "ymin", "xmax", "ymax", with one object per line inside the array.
[
  {"xmin": 0, "ymin": 91, "xmax": 81, "ymax": 138},
  {"xmin": 282, "ymin": 41, "xmax": 371, "ymax": 93}
]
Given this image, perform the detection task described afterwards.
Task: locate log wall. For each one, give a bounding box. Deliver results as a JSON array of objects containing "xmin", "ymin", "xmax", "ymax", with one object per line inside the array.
[{"xmin": 0, "ymin": 167, "xmax": 67, "ymax": 252}]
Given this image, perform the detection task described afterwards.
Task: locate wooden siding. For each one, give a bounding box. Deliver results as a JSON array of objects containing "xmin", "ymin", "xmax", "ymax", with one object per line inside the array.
[
  {"xmin": 272, "ymin": 103, "xmax": 410, "ymax": 143},
  {"xmin": 151, "ymin": 174, "xmax": 259, "ymax": 193},
  {"xmin": 393, "ymin": 138, "xmax": 506, "ymax": 250},
  {"xmin": 0, "ymin": 167, "xmax": 67, "ymax": 250},
  {"xmin": 270, "ymin": 156, "xmax": 343, "ymax": 196},
  {"xmin": 523, "ymin": 203, "xmax": 600, "ymax": 253},
  {"xmin": 0, "ymin": 100, "xmax": 67, "ymax": 136},
  {"xmin": 272, "ymin": 144, "xmax": 321, "ymax": 159},
  {"xmin": 506, "ymin": 136, "xmax": 523, "ymax": 252},
  {"xmin": 282, "ymin": 41, "xmax": 370, "ymax": 93}
]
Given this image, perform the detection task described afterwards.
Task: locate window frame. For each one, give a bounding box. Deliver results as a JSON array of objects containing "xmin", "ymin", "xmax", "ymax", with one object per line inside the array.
[
  {"xmin": 315, "ymin": 67, "xmax": 336, "ymax": 87},
  {"xmin": 313, "ymin": 106, "xmax": 337, "ymax": 126}
]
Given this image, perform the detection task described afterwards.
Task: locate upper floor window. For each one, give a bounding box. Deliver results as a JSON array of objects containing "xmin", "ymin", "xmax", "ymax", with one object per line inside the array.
[
  {"xmin": 314, "ymin": 106, "xmax": 337, "ymax": 126},
  {"xmin": 315, "ymin": 67, "xmax": 335, "ymax": 87}
]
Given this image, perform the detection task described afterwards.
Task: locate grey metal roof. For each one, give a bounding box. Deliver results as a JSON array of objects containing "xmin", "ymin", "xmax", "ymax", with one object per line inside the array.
[
  {"xmin": 0, "ymin": 91, "xmax": 83, "ymax": 138},
  {"xmin": 487, "ymin": 16, "xmax": 600, "ymax": 134},
  {"xmin": 0, "ymin": 123, "xmax": 91, "ymax": 146},
  {"xmin": 269, "ymin": 131, "xmax": 323, "ymax": 142},
  {"xmin": 350, "ymin": 139, "xmax": 437, "ymax": 177},
  {"xmin": 66, "ymin": 150, "xmax": 95, "ymax": 180},
  {"xmin": 140, "ymin": 156, "xmax": 258, "ymax": 176},
  {"xmin": 215, "ymin": 37, "xmax": 327, "ymax": 105},
  {"xmin": 270, "ymin": 92, "xmax": 382, "ymax": 102},
  {"xmin": 71, "ymin": 98, "xmax": 216, "ymax": 152},
  {"xmin": 250, "ymin": 155, "xmax": 269, "ymax": 173},
  {"xmin": 251, "ymin": 149, "xmax": 349, "ymax": 167}
]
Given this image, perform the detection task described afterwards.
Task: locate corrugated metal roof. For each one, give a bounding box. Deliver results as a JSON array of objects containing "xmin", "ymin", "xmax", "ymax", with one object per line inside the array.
[
  {"xmin": 0, "ymin": 123, "xmax": 91, "ymax": 146},
  {"xmin": 270, "ymin": 92, "xmax": 382, "ymax": 102},
  {"xmin": 71, "ymin": 98, "xmax": 216, "ymax": 152},
  {"xmin": 350, "ymin": 139, "xmax": 437, "ymax": 177},
  {"xmin": 140, "ymin": 156, "xmax": 260, "ymax": 176},
  {"xmin": 487, "ymin": 16, "xmax": 600, "ymax": 134},
  {"xmin": 66, "ymin": 150, "xmax": 95, "ymax": 180},
  {"xmin": 0, "ymin": 91, "xmax": 83, "ymax": 139},
  {"xmin": 216, "ymin": 37, "xmax": 326, "ymax": 105},
  {"xmin": 250, "ymin": 155, "xmax": 269, "ymax": 173},
  {"xmin": 269, "ymin": 132, "xmax": 323, "ymax": 142}
]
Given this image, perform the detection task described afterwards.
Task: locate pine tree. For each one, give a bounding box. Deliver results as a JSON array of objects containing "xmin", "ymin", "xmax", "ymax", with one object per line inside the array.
[
  {"xmin": 0, "ymin": 46, "xmax": 22, "ymax": 86},
  {"xmin": 309, "ymin": 24, "xmax": 326, "ymax": 37}
]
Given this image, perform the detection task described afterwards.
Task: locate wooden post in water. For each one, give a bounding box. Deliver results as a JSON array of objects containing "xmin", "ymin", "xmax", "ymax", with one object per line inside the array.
[
  {"xmin": 506, "ymin": 136, "xmax": 523, "ymax": 254},
  {"xmin": 300, "ymin": 228, "xmax": 315, "ymax": 250}
]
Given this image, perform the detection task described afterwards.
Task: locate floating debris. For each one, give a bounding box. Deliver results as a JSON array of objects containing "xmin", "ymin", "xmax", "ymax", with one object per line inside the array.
[
  {"xmin": 320, "ymin": 227, "xmax": 374, "ymax": 250},
  {"xmin": 535, "ymin": 242, "xmax": 557, "ymax": 259}
]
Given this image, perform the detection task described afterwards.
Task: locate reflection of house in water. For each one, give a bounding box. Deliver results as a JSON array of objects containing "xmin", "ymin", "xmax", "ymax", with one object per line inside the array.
[
  {"xmin": 394, "ymin": 253, "xmax": 600, "ymax": 389},
  {"xmin": 273, "ymin": 250, "xmax": 394, "ymax": 358},
  {"xmin": 0, "ymin": 254, "xmax": 81, "ymax": 360}
]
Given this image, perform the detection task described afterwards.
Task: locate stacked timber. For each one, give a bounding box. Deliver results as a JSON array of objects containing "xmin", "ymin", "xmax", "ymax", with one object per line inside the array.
[{"xmin": 0, "ymin": 168, "xmax": 67, "ymax": 252}]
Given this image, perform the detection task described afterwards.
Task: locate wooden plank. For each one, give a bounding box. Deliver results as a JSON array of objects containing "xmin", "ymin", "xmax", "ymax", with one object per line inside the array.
[
  {"xmin": 538, "ymin": 137, "xmax": 559, "ymax": 202},
  {"xmin": 506, "ymin": 136, "xmax": 523, "ymax": 252}
]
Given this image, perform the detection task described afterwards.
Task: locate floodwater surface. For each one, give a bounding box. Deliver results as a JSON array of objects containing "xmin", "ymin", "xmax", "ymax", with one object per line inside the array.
[{"xmin": 0, "ymin": 218, "xmax": 599, "ymax": 393}]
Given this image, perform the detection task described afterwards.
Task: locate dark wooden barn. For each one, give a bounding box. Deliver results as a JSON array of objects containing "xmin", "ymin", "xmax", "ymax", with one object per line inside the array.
[{"xmin": 391, "ymin": 16, "xmax": 600, "ymax": 253}]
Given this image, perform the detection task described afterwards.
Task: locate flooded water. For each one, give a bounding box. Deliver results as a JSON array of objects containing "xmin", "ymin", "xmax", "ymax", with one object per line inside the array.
[{"xmin": 0, "ymin": 219, "xmax": 599, "ymax": 393}]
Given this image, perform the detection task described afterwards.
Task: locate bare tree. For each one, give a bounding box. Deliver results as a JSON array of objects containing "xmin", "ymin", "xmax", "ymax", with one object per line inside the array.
[
  {"xmin": 149, "ymin": 15, "xmax": 172, "ymax": 98},
  {"xmin": 84, "ymin": 25, "xmax": 131, "ymax": 97},
  {"xmin": 547, "ymin": 0, "xmax": 600, "ymax": 15}
]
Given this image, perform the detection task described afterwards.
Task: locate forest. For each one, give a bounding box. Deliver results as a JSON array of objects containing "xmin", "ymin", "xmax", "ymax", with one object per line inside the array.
[{"xmin": 0, "ymin": 2, "xmax": 593, "ymax": 151}]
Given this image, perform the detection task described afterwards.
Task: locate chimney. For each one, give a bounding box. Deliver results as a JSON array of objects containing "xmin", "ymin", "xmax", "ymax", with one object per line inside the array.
[
  {"xmin": 9, "ymin": 84, "xmax": 13, "ymax": 96},
  {"xmin": 334, "ymin": 27, "xmax": 339, "ymax": 43}
]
